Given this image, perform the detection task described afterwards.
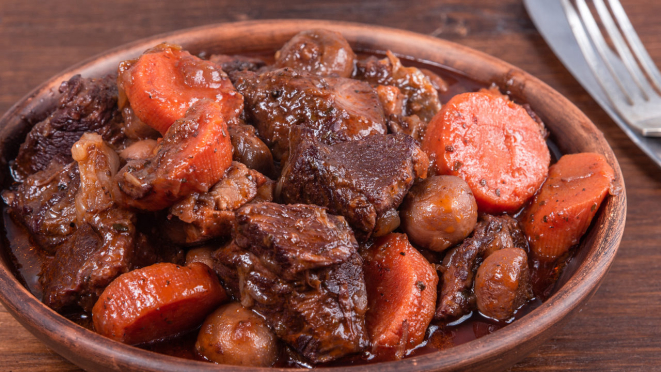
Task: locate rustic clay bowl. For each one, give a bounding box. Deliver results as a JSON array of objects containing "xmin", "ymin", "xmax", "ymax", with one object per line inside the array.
[{"xmin": 0, "ymin": 20, "xmax": 626, "ymax": 371}]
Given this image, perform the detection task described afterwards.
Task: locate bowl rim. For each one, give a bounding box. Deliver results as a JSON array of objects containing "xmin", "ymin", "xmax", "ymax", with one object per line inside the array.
[{"xmin": 0, "ymin": 19, "xmax": 626, "ymax": 372}]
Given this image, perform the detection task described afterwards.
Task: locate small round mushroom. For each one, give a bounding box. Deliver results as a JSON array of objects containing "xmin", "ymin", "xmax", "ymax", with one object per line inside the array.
[
  {"xmin": 185, "ymin": 246, "xmax": 215, "ymax": 269},
  {"xmin": 474, "ymin": 247, "xmax": 533, "ymax": 321},
  {"xmin": 400, "ymin": 175, "xmax": 478, "ymax": 252},
  {"xmin": 195, "ymin": 302, "xmax": 278, "ymax": 366},
  {"xmin": 274, "ymin": 29, "xmax": 356, "ymax": 78},
  {"xmin": 228, "ymin": 123, "xmax": 276, "ymax": 178}
]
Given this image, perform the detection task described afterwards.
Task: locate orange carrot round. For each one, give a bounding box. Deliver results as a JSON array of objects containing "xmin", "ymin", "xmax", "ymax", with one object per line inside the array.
[
  {"xmin": 92, "ymin": 262, "xmax": 227, "ymax": 345},
  {"xmin": 421, "ymin": 89, "xmax": 550, "ymax": 214},
  {"xmin": 521, "ymin": 152, "xmax": 615, "ymax": 261},
  {"xmin": 361, "ymin": 233, "xmax": 438, "ymax": 359},
  {"xmin": 119, "ymin": 43, "xmax": 243, "ymax": 134}
]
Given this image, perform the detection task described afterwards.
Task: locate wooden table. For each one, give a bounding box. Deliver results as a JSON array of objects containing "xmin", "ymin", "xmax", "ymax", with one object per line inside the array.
[{"xmin": 0, "ymin": 0, "xmax": 659, "ymax": 370}]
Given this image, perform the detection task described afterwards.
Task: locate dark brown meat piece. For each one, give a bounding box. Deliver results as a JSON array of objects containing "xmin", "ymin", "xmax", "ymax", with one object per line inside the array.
[
  {"xmin": 232, "ymin": 68, "xmax": 386, "ymax": 160},
  {"xmin": 375, "ymin": 85, "xmax": 427, "ymax": 141},
  {"xmin": 354, "ymin": 51, "xmax": 441, "ymax": 123},
  {"xmin": 2, "ymin": 161, "xmax": 79, "ymax": 254},
  {"xmin": 387, "ymin": 115, "xmax": 427, "ymax": 142},
  {"xmin": 278, "ymin": 128, "xmax": 429, "ymax": 241},
  {"xmin": 41, "ymin": 223, "xmax": 102, "ymax": 310},
  {"xmin": 274, "ymin": 29, "xmax": 356, "ymax": 78},
  {"xmin": 41, "ymin": 208, "xmax": 135, "ymax": 311},
  {"xmin": 12, "ymin": 74, "xmax": 122, "ymax": 180},
  {"xmin": 474, "ymin": 247, "xmax": 533, "ymax": 320},
  {"xmin": 213, "ymin": 202, "xmax": 368, "ymax": 364},
  {"xmin": 288, "ymin": 253, "xmax": 367, "ymax": 361},
  {"xmin": 209, "ymin": 54, "xmax": 267, "ymax": 74},
  {"xmin": 212, "ymin": 241, "xmax": 244, "ymax": 299},
  {"xmin": 227, "ymin": 122, "xmax": 276, "ymax": 177},
  {"xmin": 435, "ymin": 214, "xmax": 528, "ymax": 321},
  {"xmin": 41, "ymin": 212, "xmax": 182, "ymax": 312},
  {"xmin": 235, "ymin": 202, "xmax": 355, "ymax": 279},
  {"xmin": 167, "ymin": 162, "xmax": 274, "ymax": 245},
  {"xmin": 41, "ymin": 133, "xmax": 137, "ymax": 311},
  {"xmin": 374, "ymin": 85, "xmax": 425, "ymax": 141}
]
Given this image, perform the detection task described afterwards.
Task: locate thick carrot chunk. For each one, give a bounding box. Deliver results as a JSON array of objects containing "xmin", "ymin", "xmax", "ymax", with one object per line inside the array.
[
  {"xmin": 92, "ymin": 262, "xmax": 227, "ymax": 345},
  {"xmin": 114, "ymin": 99, "xmax": 233, "ymax": 211},
  {"xmin": 118, "ymin": 43, "xmax": 243, "ymax": 134},
  {"xmin": 521, "ymin": 153, "xmax": 615, "ymax": 261},
  {"xmin": 421, "ymin": 88, "xmax": 550, "ymax": 214},
  {"xmin": 361, "ymin": 233, "xmax": 438, "ymax": 359}
]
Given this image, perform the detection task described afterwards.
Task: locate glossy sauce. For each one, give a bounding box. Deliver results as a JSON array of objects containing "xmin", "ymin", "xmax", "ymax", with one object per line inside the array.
[
  {"xmin": 2, "ymin": 51, "xmax": 575, "ymax": 368},
  {"xmin": 2, "ymin": 208, "xmax": 46, "ymax": 300}
]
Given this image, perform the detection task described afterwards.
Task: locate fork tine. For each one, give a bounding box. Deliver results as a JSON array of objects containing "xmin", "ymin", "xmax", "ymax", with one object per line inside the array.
[
  {"xmin": 593, "ymin": 0, "xmax": 653, "ymax": 101},
  {"xmin": 561, "ymin": 0, "xmax": 631, "ymax": 108},
  {"xmin": 575, "ymin": 0, "xmax": 635, "ymax": 104},
  {"xmin": 608, "ymin": 0, "xmax": 661, "ymax": 92}
]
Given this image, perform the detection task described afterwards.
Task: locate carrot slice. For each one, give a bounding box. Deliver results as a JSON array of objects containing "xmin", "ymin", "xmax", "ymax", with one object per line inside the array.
[
  {"xmin": 114, "ymin": 99, "xmax": 233, "ymax": 211},
  {"xmin": 92, "ymin": 262, "xmax": 227, "ymax": 345},
  {"xmin": 361, "ymin": 233, "xmax": 438, "ymax": 359},
  {"xmin": 421, "ymin": 88, "xmax": 550, "ymax": 214},
  {"xmin": 118, "ymin": 43, "xmax": 243, "ymax": 134},
  {"xmin": 520, "ymin": 153, "xmax": 615, "ymax": 262}
]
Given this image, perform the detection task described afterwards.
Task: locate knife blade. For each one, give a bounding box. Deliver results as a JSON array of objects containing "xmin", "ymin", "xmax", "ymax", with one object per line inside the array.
[{"xmin": 524, "ymin": 0, "xmax": 661, "ymax": 168}]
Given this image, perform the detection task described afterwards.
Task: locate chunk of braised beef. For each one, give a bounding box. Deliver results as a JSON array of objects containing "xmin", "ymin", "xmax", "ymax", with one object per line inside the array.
[
  {"xmin": 12, "ymin": 75, "xmax": 122, "ymax": 180},
  {"xmin": 209, "ymin": 54, "xmax": 267, "ymax": 74},
  {"xmin": 354, "ymin": 51, "xmax": 441, "ymax": 123},
  {"xmin": 41, "ymin": 223, "xmax": 102, "ymax": 310},
  {"xmin": 386, "ymin": 114, "xmax": 427, "ymax": 142},
  {"xmin": 2, "ymin": 161, "xmax": 79, "ymax": 254},
  {"xmin": 435, "ymin": 214, "xmax": 529, "ymax": 321},
  {"xmin": 212, "ymin": 241, "xmax": 244, "ymax": 299},
  {"xmin": 374, "ymin": 85, "xmax": 427, "ymax": 141},
  {"xmin": 278, "ymin": 128, "xmax": 428, "ymax": 241},
  {"xmin": 285, "ymin": 252, "xmax": 367, "ymax": 361},
  {"xmin": 213, "ymin": 202, "xmax": 368, "ymax": 364},
  {"xmin": 167, "ymin": 162, "xmax": 274, "ymax": 245},
  {"xmin": 231, "ymin": 68, "xmax": 386, "ymax": 160},
  {"xmin": 41, "ymin": 208, "xmax": 136, "ymax": 312},
  {"xmin": 39, "ymin": 133, "xmax": 138, "ymax": 312},
  {"xmin": 235, "ymin": 202, "xmax": 355, "ymax": 280},
  {"xmin": 274, "ymin": 29, "xmax": 356, "ymax": 78}
]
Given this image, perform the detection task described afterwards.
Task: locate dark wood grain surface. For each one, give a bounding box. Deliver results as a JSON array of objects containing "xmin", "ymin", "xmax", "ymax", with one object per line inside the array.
[{"xmin": 0, "ymin": 0, "xmax": 658, "ymax": 371}]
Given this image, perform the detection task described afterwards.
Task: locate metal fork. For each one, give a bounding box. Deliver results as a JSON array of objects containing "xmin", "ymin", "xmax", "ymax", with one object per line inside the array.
[{"xmin": 561, "ymin": 0, "xmax": 661, "ymax": 137}]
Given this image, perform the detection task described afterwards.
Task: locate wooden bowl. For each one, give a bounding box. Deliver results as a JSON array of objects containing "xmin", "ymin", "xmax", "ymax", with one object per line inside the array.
[{"xmin": 0, "ymin": 20, "xmax": 626, "ymax": 371}]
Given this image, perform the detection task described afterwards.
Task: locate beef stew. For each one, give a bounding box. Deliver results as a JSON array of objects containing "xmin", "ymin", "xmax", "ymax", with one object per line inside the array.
[{"xmin": 1, "ymin": 28, "xmax": 615, "ymax": 368}]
